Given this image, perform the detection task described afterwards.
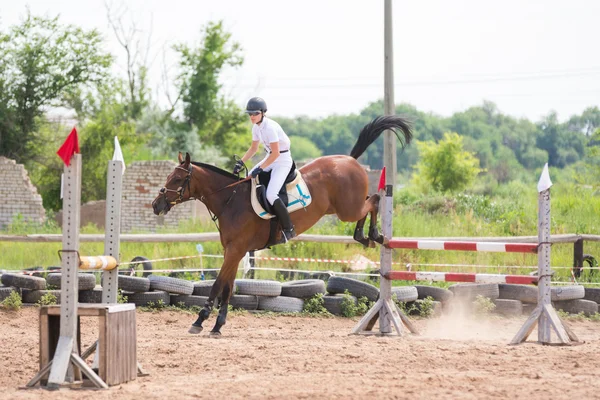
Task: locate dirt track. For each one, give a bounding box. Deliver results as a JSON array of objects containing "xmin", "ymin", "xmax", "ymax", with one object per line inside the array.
[{"xmin": 1, "ymin": 307, "xmax": 599, "ymax": 400}]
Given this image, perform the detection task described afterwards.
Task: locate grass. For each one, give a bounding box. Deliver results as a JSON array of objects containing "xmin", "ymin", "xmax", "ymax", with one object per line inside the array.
[{"xmin": 1, "ymin": 182, "xmax": 599, "ymax": 285}]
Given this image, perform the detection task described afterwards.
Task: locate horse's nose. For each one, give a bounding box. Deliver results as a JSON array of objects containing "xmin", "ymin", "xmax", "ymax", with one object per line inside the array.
[{"xmin": 159, "ymin": 187, "xmax": 166, "ymax": 194}]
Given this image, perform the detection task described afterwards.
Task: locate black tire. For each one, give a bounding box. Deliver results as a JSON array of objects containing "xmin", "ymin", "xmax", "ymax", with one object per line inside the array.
[
  {"xmin": 171, "ymin": 295, "xmax": 209, "ymax": 308},
  {"xmin": 323, "ymin": 294, "xmax": 356, "ymax": 315},
  {"xmin": 46, "ymin": 273, "xmax": 96, "ymax": 291},
  {"xmin": 120, "ymin": 256, "xmax": 153, "ymax": 277},
  {"xmin": 414, "ymin": 285, "xmax": 454, "ymax": 302},
  {"xmin": 309, "ymin": 271, "xmax": 334, "ymax": 281},
  {"xmin": 281, "ymin": 280, "xmax": 326, "ymax": 299},
  {"xmin": 448, "ymin": 283, "xmax": 499, "ymax": 300},
  {"xmin": 498, "ymin": 284, "xmax": 538, "ymax": 304},
  {"xmin": 404, "ymin": 299, "xmax": 443, "ymax": 317},
  {"xmin": 258, "ymin": 296, "xmax": 305, "ymax": 313},
  {"xmin": 391, "ymin": 286, "xmax": 418, "ymax": 302},
  {"xmin": 492, "ymin": 299, "xmax": 523, "ymax": 316},
  {"xmin": 1, "ymin": 273, "xmax": 46, "ymax": 290},
  {"xmin": 551, "ymin": 285, "xmax": 584, "ymax": 301},
  {"xmin": 79, "ymin": 288, "xmax": 103, "ymax": 303},
  {"xmin": 23, "ymin": 266, "xmax": 45, "ymax": 278},
  {"xmin": 0, "ymin": 286, "xmax": 19, "ymax": 302},
  {"xmin": 148, "ymin": 275, "xmax": 194, "ymax": 295},
  {"xmin": 235, "ymin": 279, "xmax": 282, "ymax": 296},
  {"xmin": 554, "ymin": 299, "xmax": 598, "ymax": 316},
  {"xmin": 326, "ymin": 276, "xmax": 379, "ymax": 301},
  {"xmin": 229, "ymin": 294, "xmax": 259, "ymax": 310},
  {"xmin": 22, "ymin": 289, "xmax": 61, "ymax": 304},
  {"xmin": 126, "ymin": 291, "xmax": 170, "ymax": 307},
  {"xmin": 192, "ymin": 280, "xmax": 237, "ymax": 297},
  {"xmin": 583, "ymin": 287, "xmax": 600, "ymax": 304},
  {"xmin": 118, "ymin": 276, "xmax": 151, "ymax": 293}
]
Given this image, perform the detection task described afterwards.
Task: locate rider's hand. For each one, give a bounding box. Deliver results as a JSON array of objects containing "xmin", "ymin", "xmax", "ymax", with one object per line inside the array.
[
  {"xmin": 233, "ymin": 160, "xmax": 244, "ymax": 175},
  {"xmin": 250, "ymin": 167, "xmax": 263, "ymax": 178}
]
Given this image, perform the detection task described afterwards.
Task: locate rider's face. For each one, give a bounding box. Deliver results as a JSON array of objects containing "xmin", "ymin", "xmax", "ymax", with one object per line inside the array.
[{"xmin": 249, "ymin": 112, "xmax": 263, "ymax": 124}]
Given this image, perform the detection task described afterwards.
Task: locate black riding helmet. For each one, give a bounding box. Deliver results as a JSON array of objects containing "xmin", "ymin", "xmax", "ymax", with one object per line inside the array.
[{"xmin": 245, "ymin": 97, "xmax": 267, "ymax": 113}]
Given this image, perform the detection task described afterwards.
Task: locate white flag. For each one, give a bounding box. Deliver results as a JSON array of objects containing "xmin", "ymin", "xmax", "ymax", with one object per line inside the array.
[{"xmin": 112, "ymin": 136, "xmax": 126, "ymax": 175}]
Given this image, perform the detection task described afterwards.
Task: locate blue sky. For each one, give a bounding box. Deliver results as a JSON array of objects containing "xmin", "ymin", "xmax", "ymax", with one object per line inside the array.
[{"xmin": 3, "ymin": 0, "xmax": 600, "ymax": 121}]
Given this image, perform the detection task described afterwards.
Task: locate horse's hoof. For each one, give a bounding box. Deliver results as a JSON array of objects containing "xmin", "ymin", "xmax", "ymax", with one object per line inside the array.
[
  {"xmin": 209, "ymin": 331, "xmax": 222, "ymax": 338},
  {"xmin": 188, "ymin": 325, "xmax": 203, "ymax": 334},
  {"xmin": 368, "ymin": 240, "xmax": 376, "ymax": 248}
]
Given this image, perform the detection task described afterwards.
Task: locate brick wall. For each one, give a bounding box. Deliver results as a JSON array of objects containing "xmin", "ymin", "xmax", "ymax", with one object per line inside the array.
[
  {"xmin": 0, "ymin": 157, "xmax": 45, "ymax": 228},
  {"xmin": 121, "ymin": 161, "xmax": 201, "ymax": 233}
]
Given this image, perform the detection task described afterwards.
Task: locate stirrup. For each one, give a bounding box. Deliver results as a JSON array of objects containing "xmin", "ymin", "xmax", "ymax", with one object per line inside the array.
[{"xmin": 282, "ymin": 227, "xmax": 296, "ymax": 242}]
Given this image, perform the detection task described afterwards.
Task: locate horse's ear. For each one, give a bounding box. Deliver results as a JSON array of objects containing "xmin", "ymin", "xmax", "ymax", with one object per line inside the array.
[
  {"xmin": 178, "ymin": 152, "xmax": 183, "ymax": 164},
  {"xmin": 185, "ymin": 152, "xmax": 191, "ymax": 165}
]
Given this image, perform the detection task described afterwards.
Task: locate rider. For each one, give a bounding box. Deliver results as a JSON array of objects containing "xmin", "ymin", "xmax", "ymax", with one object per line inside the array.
[{"xmin": 233, "ymin": 97, "xmax": 296, "ymax": 241}]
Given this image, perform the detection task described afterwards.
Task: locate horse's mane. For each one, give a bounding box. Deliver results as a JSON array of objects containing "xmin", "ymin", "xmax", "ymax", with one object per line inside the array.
[{"xmin": 190, "ymin": 161, "xmax": 242, "ymax": 180}]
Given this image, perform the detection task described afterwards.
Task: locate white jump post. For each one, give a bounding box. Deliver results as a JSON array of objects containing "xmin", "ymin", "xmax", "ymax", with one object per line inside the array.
[
  {"xmin": 511, "ymin": 164, "xmax": 579, "ymax": 345},
  {"xmin": 352, "ymin": 0, "xmax": 416, "ymax": 336},
  {"xmin": 28, "ymin": 150, "xmax": 140, "ymax": 390},
  {"xmin": 45, "ymin": 154, "xmax": 105, "ymax": 387}
]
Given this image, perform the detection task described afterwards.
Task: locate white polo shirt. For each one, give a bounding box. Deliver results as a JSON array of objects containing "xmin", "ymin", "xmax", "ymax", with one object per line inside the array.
[{"xmin": 252, "ymin": 117, "xmax": 291, "ymax": 153}]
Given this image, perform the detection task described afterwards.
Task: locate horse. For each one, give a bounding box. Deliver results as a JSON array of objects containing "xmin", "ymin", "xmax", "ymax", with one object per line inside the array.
[{"xmin": 151, "ymin": 115, "xmax": 412, "ymax": 336}]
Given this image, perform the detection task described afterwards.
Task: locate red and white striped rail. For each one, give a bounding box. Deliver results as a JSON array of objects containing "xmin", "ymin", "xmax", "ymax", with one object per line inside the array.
[
  {"xmin": 386, "ymin": 240, "xmax": 538, "ymax": 253},
  {"xmin": 385, "ymin": 270, "xmax": 538, "ymax": 284}
]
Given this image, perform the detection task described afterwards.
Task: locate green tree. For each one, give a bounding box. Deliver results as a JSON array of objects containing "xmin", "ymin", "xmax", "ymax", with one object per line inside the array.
[
  {"xmin": 412, "ymin": 132, "xmax": 482, "ymax": 193},
  {"xmin": 173, "ymin": 21, "xmax": 243, "ymax": 138},
  {"xmin": 0, "ymin": 12, "xmax": 112, "ymax": 162},
  {"xmin": 289, "ymin": 136, "xmax": 322, "ymax": 161}
]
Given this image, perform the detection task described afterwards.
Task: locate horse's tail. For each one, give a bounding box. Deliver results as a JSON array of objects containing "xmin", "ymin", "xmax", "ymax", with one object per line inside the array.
[{"xmin": 349, "ymin": 115, "xmax": 413, "ymax": 159}]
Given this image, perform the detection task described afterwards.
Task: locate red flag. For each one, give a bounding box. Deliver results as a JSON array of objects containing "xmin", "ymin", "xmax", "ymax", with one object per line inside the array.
[
  {"xmin": 56, "ymin": 127, "xmax": 80, "ymax": 166},
  {"xmin": 377, "ymin": 167, "xmax": 386, "ymax": 192}
]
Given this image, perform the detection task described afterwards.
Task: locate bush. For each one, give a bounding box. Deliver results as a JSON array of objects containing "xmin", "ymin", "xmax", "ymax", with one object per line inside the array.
[
  {"xmin": 303, "ymin": 293, "xmax": 328, "ymax": 315},
  {"xmin": 1, "ymin": 291, "xmax": 22, "ymax": 310},
  {"xmin": 37, "ymin": 292, "xmax": 57, "ymax": 306},
  {"xmin": 473, "ymin": 295, "xmax": 495, "ymax": 315},
  {"xmin": 339, "ymin": 290, "xmax": 370, "ymax": 318}
]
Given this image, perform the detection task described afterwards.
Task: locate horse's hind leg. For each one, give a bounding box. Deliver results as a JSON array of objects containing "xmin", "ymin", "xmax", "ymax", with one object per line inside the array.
[
  {"xmin": 353, "ymin": 202, "xmax": 371, "ymax": 247},
  {"xmin": 366, "ymin": 194, "xmax": 387, "ymax": 245}
]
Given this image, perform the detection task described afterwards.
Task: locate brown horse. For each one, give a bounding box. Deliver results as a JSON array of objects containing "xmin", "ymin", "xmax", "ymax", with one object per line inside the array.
[{"xmin": 151, "ymin": 115, "xmax": 412, "ymax": 336}]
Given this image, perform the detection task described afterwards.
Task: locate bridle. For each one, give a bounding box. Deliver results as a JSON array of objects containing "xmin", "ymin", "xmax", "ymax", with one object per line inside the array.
[{"xmin": 159, "ymin": 165, "xmax": 193, "ymax": 207}]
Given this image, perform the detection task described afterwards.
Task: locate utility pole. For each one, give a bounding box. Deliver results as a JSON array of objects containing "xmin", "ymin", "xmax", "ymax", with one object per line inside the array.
[{"xmin": 379, "ymin": 0, "xmax": 396, "ymax": 334}]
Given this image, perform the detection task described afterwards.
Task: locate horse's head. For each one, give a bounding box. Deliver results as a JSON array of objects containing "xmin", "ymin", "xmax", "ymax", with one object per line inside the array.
[{"xmin": 152, "ymin": 152, "xmax": 195, "ymax": 216}]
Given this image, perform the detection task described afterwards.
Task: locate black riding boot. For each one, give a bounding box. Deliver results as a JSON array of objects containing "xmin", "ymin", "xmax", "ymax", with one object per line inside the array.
[{"xmin": 272, "ymin": 198, "xmax": 296, "ymax": 241}]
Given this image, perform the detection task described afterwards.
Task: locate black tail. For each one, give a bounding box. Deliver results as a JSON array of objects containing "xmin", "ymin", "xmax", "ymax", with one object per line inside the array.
[{"xmin": 349, "ymin": 115, "xmax": 413, "ymax": 159}]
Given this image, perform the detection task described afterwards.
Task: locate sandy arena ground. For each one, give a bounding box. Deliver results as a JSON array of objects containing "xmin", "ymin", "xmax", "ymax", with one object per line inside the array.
[{"xmin": 1, "ymin": 306, "xmax": 600, "ymax": 400}]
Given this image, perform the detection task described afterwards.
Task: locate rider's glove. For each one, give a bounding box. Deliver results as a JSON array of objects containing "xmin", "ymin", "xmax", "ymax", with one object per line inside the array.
[
  {"xmin": 233, "ymin": 160, "xmax": 244, "ymax": 175},
  {"xmin": 250, "ymin": 167, "xmax": 263, "ymax": 178}
]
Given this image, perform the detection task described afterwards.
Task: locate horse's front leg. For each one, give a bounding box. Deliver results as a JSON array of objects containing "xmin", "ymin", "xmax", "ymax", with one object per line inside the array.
[{"xmin": 209, "ymin": 281, "xmax": 234, "ymax": 337}]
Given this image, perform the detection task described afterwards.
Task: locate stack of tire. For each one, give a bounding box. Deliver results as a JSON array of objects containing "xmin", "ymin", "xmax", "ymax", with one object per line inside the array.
[
  {"xmin": 170, "ymin": 279, "xmax": 327, "ymax": 313},
  {"xmin": 497, "ymin": 284, "xmax": 597, "ymax": 316},
  {"xmin": 323, "ymin": 276, "xmax": 380, "ymax": 315},
  {"xmin": 115, "ymin": 275, "xmax": 194, "ymax": 307}
]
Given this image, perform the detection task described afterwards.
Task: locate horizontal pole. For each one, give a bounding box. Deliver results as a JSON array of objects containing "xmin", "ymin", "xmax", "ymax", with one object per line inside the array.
[
  {"xmin": 0, "ymin": 233, "xmax": 597, "ymax": 244},
  {"xmin": 385, "ymin": 271, "xmax": 538, "ymax": 284},
  {"xmin": 387, "ymin": 240, "xmax": 538, "ymax": 253}
]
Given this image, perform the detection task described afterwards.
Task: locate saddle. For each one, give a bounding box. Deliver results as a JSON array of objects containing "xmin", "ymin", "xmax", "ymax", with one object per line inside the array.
[{"xmin": 251, "ymin": 163, "xmax": 312, "ymax": 219}]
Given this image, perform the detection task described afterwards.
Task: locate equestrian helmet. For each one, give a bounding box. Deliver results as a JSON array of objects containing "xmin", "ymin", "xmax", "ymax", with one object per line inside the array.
[{"xmin": 245, "ymin": 97, "xmax": 267, "ymax": 113}]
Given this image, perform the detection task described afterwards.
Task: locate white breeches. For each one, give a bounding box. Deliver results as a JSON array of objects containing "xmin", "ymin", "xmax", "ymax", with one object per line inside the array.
[{"xmin": 250, "ymin": 151, "xmax": 293, "ymax": 205}]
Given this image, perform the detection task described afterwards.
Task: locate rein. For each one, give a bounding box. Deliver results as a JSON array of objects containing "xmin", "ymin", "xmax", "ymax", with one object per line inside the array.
[
  {"xmin": 199, "ymin": 176, "xmax": 251, "ymax": 201},
  {"xmin": 200, "ymin": 176, "xmax": 251, "ymax": 232},
  {"xmin": 160, "ymin": 164, "xmax": 252, "ymax": 232},
  {"xmin": 159, "ymin": 165, "xmax": 193, "ymax": 206}
]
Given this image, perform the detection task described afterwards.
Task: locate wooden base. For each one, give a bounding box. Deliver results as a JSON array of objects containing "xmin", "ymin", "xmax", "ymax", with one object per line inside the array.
[
  {"xmin": 27, "ymin": 303, "xmax": 138, "ymax": 389},
  {"xmin": 511, "ymin": 303, "xmax": 579, "ymax": 345},
  {"xmin": 352, "ymin": 298, "xmax": 419, "ymax": 336}
]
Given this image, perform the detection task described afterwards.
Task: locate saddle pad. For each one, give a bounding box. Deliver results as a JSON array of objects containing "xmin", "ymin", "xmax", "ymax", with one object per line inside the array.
[{"xmin": 251, "ymin": 171, "xmax": 312, "ymax": 219}]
